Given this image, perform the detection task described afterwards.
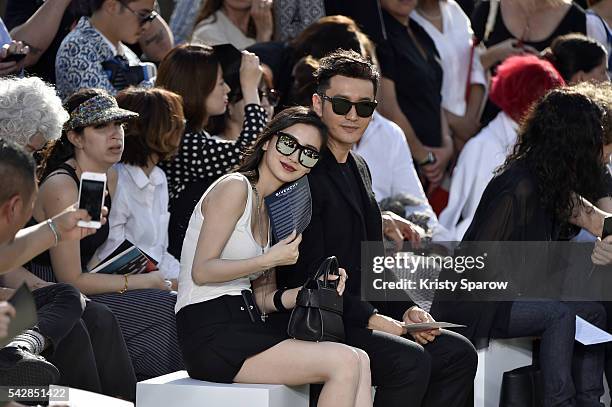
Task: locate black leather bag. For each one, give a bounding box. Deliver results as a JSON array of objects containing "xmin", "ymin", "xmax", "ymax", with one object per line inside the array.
[
  {"xmin": 499, "ymin": 365, "xmax": 543, "ymax": 407},
  {"xmin": 287, "ymin": 256, "xmax": 345, "ymax": 342}
]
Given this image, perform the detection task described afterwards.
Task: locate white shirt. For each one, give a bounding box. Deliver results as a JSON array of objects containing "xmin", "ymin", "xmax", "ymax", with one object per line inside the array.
[
  {"xmin": 353, "ymin": 111, "xmax": 446, "ymax": 238},
  {"xmin": 96, "ymin": 163, "xmax": 180, "ymax": 279},
  {"xmin": 412, "ymin": 0, "xmax": 487, "ymax": 116},
  {"xmin": 176, "ymin": 173, "xmax": 268, "ymax": 313},
  {"xmin": 192, "ymin": 10, "xmax": 256, "ymax": 50},
  {"xmin": 437, "ymin": 112, "xmax": 518, "ymax": 241}
]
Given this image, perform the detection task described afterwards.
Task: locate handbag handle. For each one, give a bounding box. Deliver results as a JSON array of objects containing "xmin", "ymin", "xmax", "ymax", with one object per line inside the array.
[{"xmin": 307, "ymin": 256, "xmax": 339, "ymax": 289}]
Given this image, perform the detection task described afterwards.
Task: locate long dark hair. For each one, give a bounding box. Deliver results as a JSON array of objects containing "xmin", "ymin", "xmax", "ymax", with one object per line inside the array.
[
  {"xmin": 235, "ymin": 106, "xmax": 328, "ymax": 182},
  {"xmin": 37, "ymin": 88, "xmax": 105, "ymax": 180},
  {"xmin": 194, "ymin": 0, "xmax": 256, "ymax": 38},
  {"xmin": 157, "ymin": 44, "xmax": 219, "ymax": 133},
  {"xmin": 500, "ymin": 87, "xmax": 609, "ymax": 221},
  {"xmin": 542, "ymin": 33, "xmax": 607, "ymax": 83}
]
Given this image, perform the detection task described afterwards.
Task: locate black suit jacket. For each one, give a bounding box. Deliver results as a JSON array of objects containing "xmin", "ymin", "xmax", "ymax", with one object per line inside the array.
[{"xmin": 277, "ymin": 149, "xmax": 416, "ymax": 328}]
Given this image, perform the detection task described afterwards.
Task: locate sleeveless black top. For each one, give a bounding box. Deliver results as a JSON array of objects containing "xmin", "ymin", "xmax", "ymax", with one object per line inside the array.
[{"xmin": 28, "ymin": 163, "xmax": 112, "ymax": 271}]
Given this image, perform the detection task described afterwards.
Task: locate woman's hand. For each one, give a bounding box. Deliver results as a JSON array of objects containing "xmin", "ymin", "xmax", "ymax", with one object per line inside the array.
[
  {"xmin": 240, "ymin": 51, "xmax": 263, "ymax": 105},
  {"xmin": 367, "ymin": 313, "xmax": 407, "ymax": 336},
  {"xmin": 250, "ymin": 0, "xmax": 274, "ymax": 43},
  {"xmin": 592, "ymin": 236, "xmax": 612, "ymax": 266},
  {"xmin": 403, "ymin": 306, "xmax": 441, "ymax": 345},
  {"xmin": 262, "ymin": 231, "xmax": 302, "ymax": 268},
  {"xmin": 142, "ymin": 270, "xmax": 172, "ymax": 291},
  {"xmin": 0, "ymin": 41, "xmax": 28, "ymax": 77},
  {"xmin": 382, "ymin": 211, "xmax": 424, "ymax": 248},
  {"xmin": 319, "ymin": 267, "xmax": 348, "ymax": 296},
  {"xmin": 421, "ymin": 143, "xmax": 452, "ymax": 190},
  {"xmin": 483, "ymin": 38, "xmax": 539, "ymax": 69},
  {"xmin": 0, "ymin": 301, "xmax": 16, "ymax": 339}
]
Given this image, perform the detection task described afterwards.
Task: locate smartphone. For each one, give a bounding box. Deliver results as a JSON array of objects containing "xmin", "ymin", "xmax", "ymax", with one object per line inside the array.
[
  {"xmin": 603, "ymin": 217, "xmax": 612, "ymax": 239},
  {"xmin": 3, "ymin": 53, "xmax": 26, "ymax": 63},
  {"xmin": 77, "ymin": 172, "xmax": 106, "ymax": 229}
]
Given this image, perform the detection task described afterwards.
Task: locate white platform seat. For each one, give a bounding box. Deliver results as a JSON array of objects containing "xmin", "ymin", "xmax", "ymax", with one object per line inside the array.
[
  {"xmin": 474, "ymin": 337, "xmax": 534, "ymax": 407},
  {"xmin": 136, "ymin": 371, "xmax": 309, "ymax": 407},
  {"xmin": 48, "ymin": 386, "xmax": 134, "ymax": 407}
]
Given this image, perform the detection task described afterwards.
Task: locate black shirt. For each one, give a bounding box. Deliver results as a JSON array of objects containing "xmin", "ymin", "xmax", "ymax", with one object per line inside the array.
[
  {"xmin": 376, "ymin": 10, "xmax": 443, "ymax": 148},
  {"xmin": 338, "ymin": 160, "xmax": 366, "ymax": 215},
  {"xmin": 5, "ymin": 0, "xmax": 78, "ymax": 84}
]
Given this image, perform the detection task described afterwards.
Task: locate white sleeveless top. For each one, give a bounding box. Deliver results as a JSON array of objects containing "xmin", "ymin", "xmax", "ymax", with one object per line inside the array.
[{"xmin": 175, "ymin": 173, "xmax": 269, "ymax": 313}]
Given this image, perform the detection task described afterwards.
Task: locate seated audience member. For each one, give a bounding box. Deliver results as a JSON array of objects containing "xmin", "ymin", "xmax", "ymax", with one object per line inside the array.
[
  {"xmin": 435, "ymin": 85, "xmax": 612, "ymax": 407},
  {"xmin": 412, "ymin": 0, "xmax": 487, "ymax": 152},
  {"xmin": 156, "ymin": 44, "xmax": 267, "ymax": 259},
  {"xmin": 5, "ymin": 0, "xmax": 173, "ymax": 85},
  {"xmin": 96, "ymin": 87, "xmax": 185, "ymax": 284},
  {"xmin": 0, "ymin": 138, "xmax": 136, "ymax": 400},
  {"xmin": 376, "ymin": 0, "xmax": 453, "ymax": 192},
  {"xmin": 542, "ymin": 33, "xmax": 609, "ymax": 84},
  {"xmin": 176, "ymin": 107, "xmax": 372, "ymax": 405},
  {"xmin": 55, "ymin": 0, "xmax": 158, "ymax": 99},
  {"xmin": 471, "ymin": 0, "xmax": 608, "ymax": 127},
  {"xmin": 26, "ymin": 88, "xmax": 183, "ymax": 380},
  {"xmin": 277, "ymin": 50, "xmax": 477, "ymax": 407},
  {"xmin": 192, "ymin": 0, "xmax": 273, "ymax": 49},
  {"xmin": 438, "ymin": 55, "xmax": 565, "ymax": 241}
]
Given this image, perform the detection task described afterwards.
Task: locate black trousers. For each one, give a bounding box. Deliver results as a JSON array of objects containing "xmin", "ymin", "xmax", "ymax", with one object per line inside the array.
[
  {"xmin": 32, "ymin": 284, "xmax": 136, "ymax": 401},
  {"xmin": 345, "ymin": 326, "xmax": 477, "ymax": 407}
]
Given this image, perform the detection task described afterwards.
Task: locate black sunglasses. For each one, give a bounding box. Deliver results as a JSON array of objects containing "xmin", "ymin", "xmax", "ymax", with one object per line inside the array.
[
  {"xmin": 275, "ymin": 132, "xmax": 320, "ymax": 168},
  {"xmin": 319, "ymin": 94, "xmax": 377, "ymax": 118},
  {"xmin": 259, "ymin": 88, "xmax": 279, "ymax": 107},
  {"xmin": 118, "ymin": 0, "xmax": 158, "ymax": 26}
]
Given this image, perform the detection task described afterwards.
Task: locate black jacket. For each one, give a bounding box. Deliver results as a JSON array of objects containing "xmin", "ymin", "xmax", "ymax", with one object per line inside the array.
[{"xmin": 277, "ymin": 149, "xmax": 416, "ymax": 328}]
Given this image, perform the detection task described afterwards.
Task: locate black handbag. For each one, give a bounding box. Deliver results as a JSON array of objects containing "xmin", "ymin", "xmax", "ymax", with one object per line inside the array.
[
  {"xmin": 499, "ymin": 365, "xmax": 543, "ymax": 407},
  {"xmin": 287, "ymin": 256, "xmax": 345, "ymax": 342}
]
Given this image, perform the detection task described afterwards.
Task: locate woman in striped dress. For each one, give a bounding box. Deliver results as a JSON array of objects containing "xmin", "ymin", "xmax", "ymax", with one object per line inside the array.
[{"xmin": 27, "ymin": 88, "xmax": 184, "ymax": 380}]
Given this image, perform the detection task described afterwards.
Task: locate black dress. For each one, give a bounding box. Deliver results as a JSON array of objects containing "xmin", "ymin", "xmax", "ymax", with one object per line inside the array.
[
  {"xmin": 26, "ymin": 163, "xmax": 184, "ymax": 380},
  {"xmin": 471, "ymin": 2, "xmax": 588, "ymax": 126},
  {"xmin": 376, "ymin": 10, "xmax": 444, "ymax": 148}
]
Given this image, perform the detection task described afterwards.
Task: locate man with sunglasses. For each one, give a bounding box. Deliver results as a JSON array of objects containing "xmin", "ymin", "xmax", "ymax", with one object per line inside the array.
[
  {"xmin": 5, "ymin": 0, "xmax": 173, "ymax": 86},
  {"xmin": 277, "ymin": 50, "xmax": 477, "ymax": 407}
]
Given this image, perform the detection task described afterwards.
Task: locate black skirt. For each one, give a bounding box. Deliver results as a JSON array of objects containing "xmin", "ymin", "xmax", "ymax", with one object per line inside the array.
[{"xmin": 176, "ymin": 295, "xmax": 290, "ymax": 383}]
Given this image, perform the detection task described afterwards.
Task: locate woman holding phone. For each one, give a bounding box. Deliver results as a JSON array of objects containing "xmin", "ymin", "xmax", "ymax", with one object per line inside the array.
[
  {"xmin": 176, "ymin": 107, "xmax": 372, "ymax": 407},
  {"xmin": 26, "ymin": 88, "xmax": 184, "ymax": 380}
]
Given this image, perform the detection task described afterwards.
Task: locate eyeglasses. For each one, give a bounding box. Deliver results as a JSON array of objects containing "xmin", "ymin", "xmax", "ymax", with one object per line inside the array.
[
  {"xmin": 275, "ymin": 132, "xmax": 320, "ymax": 168},
  {"xmin": 319, "ymin": 94, "xmax": 377, "ymax": 118},
  {"xmin": 118, "ymin": 0, "xmax": 158, "ymax": 26},
  {"xmin": 259, "ymin": 88, "xmax": 279, "ymax": 107}
]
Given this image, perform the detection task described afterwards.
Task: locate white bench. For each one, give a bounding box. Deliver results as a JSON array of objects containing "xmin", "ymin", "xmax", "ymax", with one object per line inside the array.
[{"xmin": 136, "ymin": 371, "xmax": 309, "ymax": 407}]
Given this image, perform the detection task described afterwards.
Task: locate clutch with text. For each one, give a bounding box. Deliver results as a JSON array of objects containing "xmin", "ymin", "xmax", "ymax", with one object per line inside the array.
[{"xmin": 264, "ymin": 176, "xmax": 312, "ymax": 243}]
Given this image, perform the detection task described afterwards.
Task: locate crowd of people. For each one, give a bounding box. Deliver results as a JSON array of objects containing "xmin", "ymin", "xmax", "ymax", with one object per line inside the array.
[{"xmin": 1, "ymin": 0, "xmax": 612, "ymax": 406}]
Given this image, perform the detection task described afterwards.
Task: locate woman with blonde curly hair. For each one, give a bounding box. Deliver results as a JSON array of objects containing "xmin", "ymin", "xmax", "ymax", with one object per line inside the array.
[{"xmin": 0, "ymin": 76, "xmax": 68, "ymax": 152}]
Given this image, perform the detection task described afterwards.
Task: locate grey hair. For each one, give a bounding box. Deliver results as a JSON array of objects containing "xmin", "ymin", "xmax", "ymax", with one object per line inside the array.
[{"xmin": 0, "ymin": 77, "xmax": 68, "ymax": 147}]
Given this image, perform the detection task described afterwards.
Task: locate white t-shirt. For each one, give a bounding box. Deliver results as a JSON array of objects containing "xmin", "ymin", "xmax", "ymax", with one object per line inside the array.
[
  {"xmin": 437, "ymin": 112, "xmax": 518, "ymax": 241},
  {"xmin": 95, "ymin": 164, "xmax": 180, "ymax": 279},
  {"xmin": 353, "ymin": 111, "xmax": 446, "ymax": 238},
  {"xmin": 192, "ymin": 10, "xmax": 256, "ymax": 49},
  {"xmin": 412, "ymin": 0, "xmax": 487, "ymax": 117}
]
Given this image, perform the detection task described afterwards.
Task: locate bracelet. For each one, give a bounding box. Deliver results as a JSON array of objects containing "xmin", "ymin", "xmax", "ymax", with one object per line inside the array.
[
  {"xmin": 118, "ymin": 275, "xmax": 128, "ymax": 294},
  {"xmin": 46, "ymin": 219, "xmax": 60, "ymax": 247},
  {"xmin": 273, "ymin": 288, "xmax": 288, "ymax": 312}
]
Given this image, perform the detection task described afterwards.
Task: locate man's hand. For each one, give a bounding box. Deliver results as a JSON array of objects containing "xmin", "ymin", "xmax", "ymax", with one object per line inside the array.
[
  {"xmin": 403, "ymin": 306, "xmax": 441, "ymax": 345},
  {"xmin": 592, "ymin": 235, "xmax": 612, "ymax": 266},
  {"xmin": 382, "ymin": 211, "xmax": 424, "ymax": 248},
  {"xmin": 0, "ymin": 41, "xmax": 29, "ymax": 76},
  {"xmin": 367, "ymin": 313, "xmax": 407, "ymax": 336},
  {"xmin": 0, "ymin": 301, "xmax": 16, "ymax": 339},
  {"xmin": 52, "ymin": 204, "xmax": 109, "ymax": 242}
]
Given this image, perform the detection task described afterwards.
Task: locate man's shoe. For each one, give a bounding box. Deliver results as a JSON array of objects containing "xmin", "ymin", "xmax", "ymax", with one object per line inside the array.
[{"xmin": 0, "ymin": 346, "xmax": 60, "ymax": 386}]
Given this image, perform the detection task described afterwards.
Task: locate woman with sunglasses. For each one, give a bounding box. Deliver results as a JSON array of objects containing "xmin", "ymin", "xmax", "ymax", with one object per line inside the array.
[
  {"xmin": 176, "ymin": 107, "xmax": 373, "ymax": 407},
  {"xmin": 55, "ymin": 0, "xmax": 157, "ymax": 100}
]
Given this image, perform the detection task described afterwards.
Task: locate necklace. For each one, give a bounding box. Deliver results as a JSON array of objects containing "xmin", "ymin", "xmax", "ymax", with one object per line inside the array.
[{"xmin": 252, "ymin": 184, "xmax": 270, "ymax": 322}]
